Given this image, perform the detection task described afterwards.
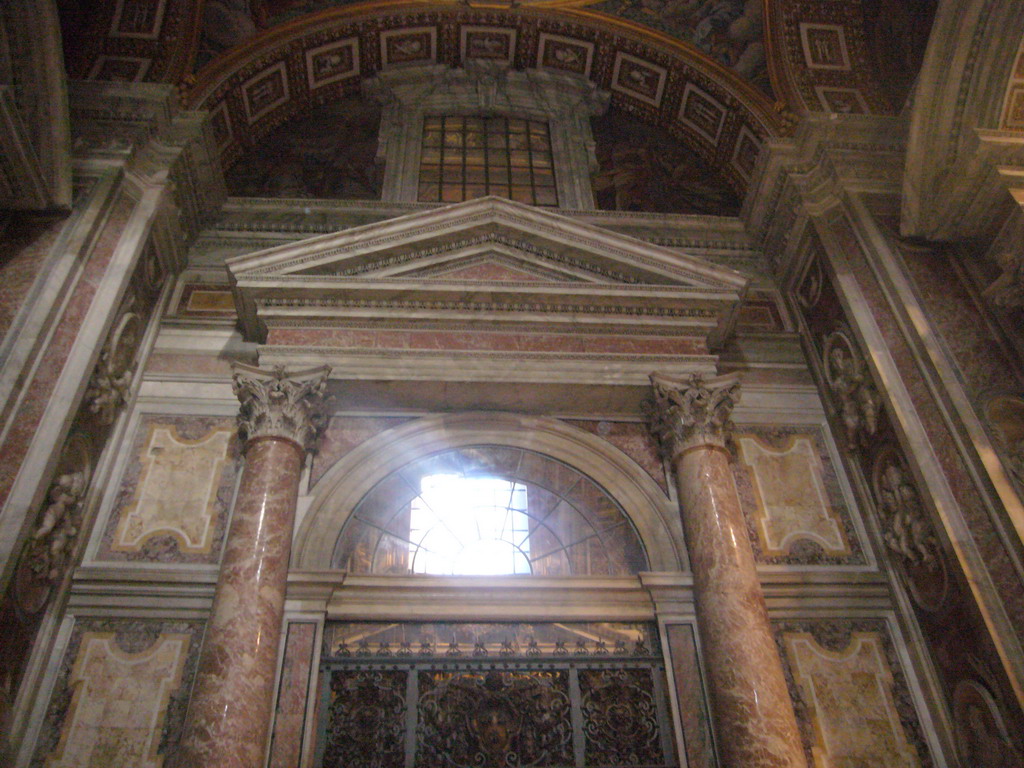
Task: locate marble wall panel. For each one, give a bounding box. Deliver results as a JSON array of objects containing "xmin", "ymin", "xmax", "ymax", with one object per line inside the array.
[
  {"xmin": 97, "ymin": 415, "xmax": 238, "ymax": 563},
  {"xmin": 733, "ymin": 427, "xmax": 864, "ymax": 565},
  {"xmin": 31, "ymin": 618, "xmax": 203, "ymax": 768},
  {"xmin": 775, "ymin": 619, "xmax": 933, "ymax": 768},
  {"xmin": 0, "ymin": 216, "xmax": 64, "ymax": 345},
  {"xmin": 267, "ymin": 621, "xmax": 318, "ymax": 768},
  {"xmin": 665, "ymin": 624, "xmax": 715, "ymax": 768},
  {"xmin": 0, "ymin": 194, "xmax": 133, "ymax": 513},
  {"xmin": 264, "ymin": 327, "xmax": 706, "ymax": 357},
  {"xmin": 564, "ymin": 419, "xmax": 669, "ymax": 495},
  {"xmin": 173, "ymin": 283, "xmax": 235, "ymax": 318},
  {"xmin": 311, "ymin": 416, "xmax": 414, "ymax": 487}
]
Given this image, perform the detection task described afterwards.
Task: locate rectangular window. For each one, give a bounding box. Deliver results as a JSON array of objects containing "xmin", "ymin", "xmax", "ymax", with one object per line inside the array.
[{"xmin": 418, "ymin": 116, "xmax": 559, "ymax": 206}]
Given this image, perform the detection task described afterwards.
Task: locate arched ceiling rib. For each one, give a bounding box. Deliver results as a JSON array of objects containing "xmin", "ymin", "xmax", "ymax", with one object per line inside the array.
[{"xmin": 185, "ymin": 4, "xmax": 781, "ymax": 195}]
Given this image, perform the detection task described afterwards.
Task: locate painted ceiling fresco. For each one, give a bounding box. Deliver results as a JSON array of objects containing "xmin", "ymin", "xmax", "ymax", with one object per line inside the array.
[
  {"xmin": 225, "ymin": 95, "xmax": 383, "ymax": 199},
  {"xmin": 591, "ymin": 109, "xmax": 741, "ymax": 215},
  {"xmin": 589, "ymin": 0, "xmax": 770, "ymax": 95}
]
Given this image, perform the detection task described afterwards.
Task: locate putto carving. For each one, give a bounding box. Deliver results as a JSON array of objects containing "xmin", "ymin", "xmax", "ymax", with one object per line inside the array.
[
  {"xmin": 29, "ymin": 472, "xmax": 86, "ymax": 583},
  {"xmin": 646, "ymin": 372, "xmax": 741, "ymax": 454},
  {"xmin": 15, "ymin": 434, "xmax": 93, "ymax": 614},
  {"xmin": 822, "ymin": 328, "xmax": 881, "ymax": 451},
  {"xmin": 86, "ymin": 308, "xmax": 141, "ymax": 425},
  {"xmin": 231, "ymin": 363, "xmax": 331, "ymax": 452},
  {"xmin": 983, "ymin": 250, "xmax": 1024, "ymax": 309},
  {"xmin": 872, "ymin": 451, "xmax": 938, "ymax": 570}
]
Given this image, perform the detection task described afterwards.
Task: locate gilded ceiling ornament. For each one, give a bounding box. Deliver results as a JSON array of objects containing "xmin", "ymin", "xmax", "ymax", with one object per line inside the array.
[
  {"xmin": 646, "ymin": 371, "xmax": 741, "ymax": 455},
  {"xmin": 231, "ymin": 363, "xmax": 331, "ymax": 452}
]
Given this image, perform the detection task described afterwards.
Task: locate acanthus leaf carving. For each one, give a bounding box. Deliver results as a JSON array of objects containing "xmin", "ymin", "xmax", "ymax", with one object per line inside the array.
[
  {"xmin": 646, "ymin": 371, "xmax": 741, "ymax": 455},
  {"xmin": 231, "ymin": 363, "xmax": 331, "ymax": 452}
]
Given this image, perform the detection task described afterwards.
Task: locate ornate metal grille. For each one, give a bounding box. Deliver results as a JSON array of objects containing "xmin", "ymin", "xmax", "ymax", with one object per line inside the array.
[{"xmin": 315, "ymin": 622, "xmax": 677, "ymax": 768}]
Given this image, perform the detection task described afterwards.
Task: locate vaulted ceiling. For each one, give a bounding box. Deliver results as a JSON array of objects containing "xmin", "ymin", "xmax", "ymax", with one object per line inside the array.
[{"xmin": 53, "ymin": 0, "xmax": 938, "ymax": 203}]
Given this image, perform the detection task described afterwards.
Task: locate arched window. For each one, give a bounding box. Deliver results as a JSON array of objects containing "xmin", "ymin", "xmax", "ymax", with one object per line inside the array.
[{"xmin": 332, "ymin": 445, "xmax": 649, "ymax": 575}]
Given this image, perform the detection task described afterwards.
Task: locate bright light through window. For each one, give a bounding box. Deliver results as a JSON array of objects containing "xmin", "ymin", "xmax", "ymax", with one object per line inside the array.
[{"xmin": 409, "ymin": 474, "xmax": 532, "ymax": 575}]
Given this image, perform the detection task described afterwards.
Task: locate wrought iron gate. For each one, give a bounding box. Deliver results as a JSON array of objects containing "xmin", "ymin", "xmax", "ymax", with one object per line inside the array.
[{"xmin": 315, "ymin": 622, "xmax": 678, "ymax": 768}]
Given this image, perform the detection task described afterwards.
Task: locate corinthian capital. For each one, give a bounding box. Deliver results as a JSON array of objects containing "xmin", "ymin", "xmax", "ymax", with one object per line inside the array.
[
  {"xmin": 647, "ymin": 372, "xmax": 741, "ymax": 455},
  {"xmin": 232, "ymin": 363, "xmax": 331, "ymax": 453}
]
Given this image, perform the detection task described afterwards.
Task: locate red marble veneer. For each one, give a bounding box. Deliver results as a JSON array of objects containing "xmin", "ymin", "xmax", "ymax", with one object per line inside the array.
[
  {"xmin": 673, "ymin": 444, "xmax": 808, "ymax": 768},
  {"xmin": 264, "ymin": 327, "xmax": 707, "ymax": 356},
  {"xmin": 0, "ymin": 218, "xmax": 64, "ymax": 343},
  {"xmin": 267, "ymin": 622, "xmax": 318, "ymax": 768},
  {"xmin": 173, "ymin": 437, "xmax": 303, "ymax": 767},
  {"xmin": 666, "ymin": 624, "xmax": 716, "ymax": 768},
  {"xmin": 0, "ymin": 195, "xmax": 133, "ymax": 513}
]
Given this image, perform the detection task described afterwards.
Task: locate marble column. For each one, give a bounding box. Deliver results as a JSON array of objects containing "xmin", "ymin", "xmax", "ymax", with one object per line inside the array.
[
  {"xmin": 648, "ymin": 372, "xmax": 807, "ymax": 768},
  {"xmin": 173, "ymin": 363, "xmax": 330, "ymax": 768}
]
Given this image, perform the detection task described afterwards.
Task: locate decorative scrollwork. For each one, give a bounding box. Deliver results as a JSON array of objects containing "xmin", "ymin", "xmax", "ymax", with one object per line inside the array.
[
  {"xmin": 646, "ymin": 371, "xmax": 741, "ymax": 455},
  {"xmin": 579, "ymin": 668, "xmax": 662, "ymax": 766},
  {"xmin": 323, "ymin": 670, "xmax": 407, "ymax": 768},
  {"xmin": 416, "ymin": 670, "xmax": 573, "ymax": 768},
  {"xmin": 822, "ymin": 328, "xmax": 881, "ymax": 451}
]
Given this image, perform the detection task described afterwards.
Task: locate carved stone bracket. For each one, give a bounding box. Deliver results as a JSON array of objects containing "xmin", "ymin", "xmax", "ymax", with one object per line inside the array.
[
  {"xmin": 646, "ymin": 372, "xmax": 741, "ymax": 456},
  {"xmin": 822, "ymin": 327, "xmax": 881, "ymax": 451},
  {"xmin": 231, "ymin": 363, "xmax": 331, "ymax": 453}
]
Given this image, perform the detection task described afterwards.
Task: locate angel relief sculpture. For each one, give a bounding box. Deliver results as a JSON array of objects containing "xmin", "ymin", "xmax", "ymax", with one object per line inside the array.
[
  {"xmin": 823, "ymin": 329, "xmax": 881, "ymax": 451},
  {"xmin": 875, "ymin": 456, "xmax": 937, "ymax": 569}
]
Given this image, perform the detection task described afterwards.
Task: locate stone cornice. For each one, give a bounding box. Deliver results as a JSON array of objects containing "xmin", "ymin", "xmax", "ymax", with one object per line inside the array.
[
  {"xmin": 68, "ymin": 81, "xmax": 226, "ymax": 243},
  {"xmin": 902, "ymin": 0, "xmax": 1024, "ymax": 239}
]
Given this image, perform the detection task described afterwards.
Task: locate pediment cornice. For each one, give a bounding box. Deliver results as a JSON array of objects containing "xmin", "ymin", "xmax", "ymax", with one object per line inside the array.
[{"xmin": 227, "ymin": 197, "xmax": 749, "ymax": 356}]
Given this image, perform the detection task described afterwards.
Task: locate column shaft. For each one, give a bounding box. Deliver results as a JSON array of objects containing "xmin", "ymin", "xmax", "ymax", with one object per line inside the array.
[
  {"xmin": 648, "ymin": 372, "xmax": 806, "ymax": 768},
  {"xmin": 175, "ymin": 437, "xmax": 302, "ymax": 766},
  {"xmin": 173, "ymin": 363, "xmax": 329, "ymax": 768},
  {"xmin": 674, "ymin": 444, "xmax": 806, "ymax": 768}
]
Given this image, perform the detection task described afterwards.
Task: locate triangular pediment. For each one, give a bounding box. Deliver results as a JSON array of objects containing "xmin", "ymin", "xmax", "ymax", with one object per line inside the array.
[
  {"xmin": 228, "ymin": 196, "xmax": 745, "ymax": 289},
  {"xmin": 377, "ymin": 248, "xmax": 597, "ymax": 283},
  {"xmin": 226, "ymin": 197, "xmax": 749, "ymax": 347}
]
